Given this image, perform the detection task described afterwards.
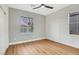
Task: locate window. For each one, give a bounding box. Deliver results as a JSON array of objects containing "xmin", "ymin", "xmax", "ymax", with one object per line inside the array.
[
  {"xmin": 20, "ymin": 16, "xmax": 33, "ymax": 33},
  {"xmin": 69, "ymin": 12, "xmax": 79, "ymax": 35}
]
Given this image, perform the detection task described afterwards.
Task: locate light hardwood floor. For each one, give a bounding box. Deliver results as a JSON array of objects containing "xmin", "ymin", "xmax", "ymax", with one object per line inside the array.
[{"xmin": 5, "ymin": 39, "xmax": 79, "ymax": 55}]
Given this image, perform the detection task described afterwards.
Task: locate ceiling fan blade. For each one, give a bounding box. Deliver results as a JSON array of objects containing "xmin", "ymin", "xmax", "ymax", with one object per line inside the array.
[
  {"xmin": 44, "ymin": 5, "xmax": 53, "ymax": 9},
  {"xmin": 33, "ymin": 5, "xmax": 42, "ymax": 9}
]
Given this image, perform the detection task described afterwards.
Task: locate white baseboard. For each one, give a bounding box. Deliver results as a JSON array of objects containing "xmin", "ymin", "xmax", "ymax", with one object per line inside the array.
[
  {"xmin": 48, "ymin": 39, "xmax": 79, "ymax": 49},
  {"xmin": 0, "ymin": 44, "xmax": 9, "ymax": 55},
  {"xmin": 10, "ymin": 37, "xmax": 79, "ymax": 49},
  {"xmin": 3, "ymin": 45, "xmax": 9, "ymax": 55},
  {"xmin": 9, "ymin": 37, "xmax": 46, "ymax": 45}
]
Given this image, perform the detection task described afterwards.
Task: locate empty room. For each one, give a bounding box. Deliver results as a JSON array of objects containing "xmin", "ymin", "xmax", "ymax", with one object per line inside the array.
[{"xmin": 0, "ymin": 4, "xmax": 79, "ymax": 55}]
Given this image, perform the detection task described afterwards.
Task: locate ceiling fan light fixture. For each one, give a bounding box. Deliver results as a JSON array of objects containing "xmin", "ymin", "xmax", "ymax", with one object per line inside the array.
[
  {"xmin": 33, "ymin": 4, "xmax": 53, "ymax": 9},
  {"xmin": 41, "ymin": 6, "xmax": 44, "ymax": 8}
]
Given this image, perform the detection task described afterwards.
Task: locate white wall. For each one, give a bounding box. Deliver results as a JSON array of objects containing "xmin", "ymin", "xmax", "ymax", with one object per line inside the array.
[
  {"xmin": 9, "ymin": 8, "xmax": 45, "ymax": 43},
  {"xmin": 46, "ymin": 4, "xmax": 79, "ymax": 48},
  {"xmin": 0, "ymin": 5, "xmax": 9, "ymax": 54}
]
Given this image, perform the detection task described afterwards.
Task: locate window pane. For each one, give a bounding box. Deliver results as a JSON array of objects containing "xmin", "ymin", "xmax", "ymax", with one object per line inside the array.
[
  {"xmin": 77, "ymin": 23, "xmax": 79, "ymax": 34},
  {"xmin": 70, "ymin": 15, "xmax": 77, "ymax": 24},
  {"xmin": 70, "ymin": 24, "xmax": 77, "ymax": 34}
]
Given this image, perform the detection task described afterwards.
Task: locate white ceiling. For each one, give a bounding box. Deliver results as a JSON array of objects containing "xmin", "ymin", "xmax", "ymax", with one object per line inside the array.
[{"xmin": 8, "ymin": 4, "xmax": 71, "ymax": 16}]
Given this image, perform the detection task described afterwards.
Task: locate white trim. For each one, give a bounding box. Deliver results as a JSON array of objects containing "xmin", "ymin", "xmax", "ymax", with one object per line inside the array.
[
  {"xmin": 10, "ymin": 37, "xmax": 79, "ymax": 48},
  {"xmin": 3, "ymin": 45, "xmax": 9, "ymax": 55},
  {"xmin": 9, "ymin": 37, "xmax": 46, "ymax": 45},
  {"xmin": 0, "ymin": 44, "xmax": 9, "ymax": 55},
  {"xmin": 48, "ymin": 39, "xmax": 79, "ymax": 49}
]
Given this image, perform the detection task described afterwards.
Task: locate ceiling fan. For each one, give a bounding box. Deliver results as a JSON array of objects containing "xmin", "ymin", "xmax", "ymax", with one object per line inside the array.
[{"xmin": 33, "ymin": 4, "xmax": 53, "ymax": 9}]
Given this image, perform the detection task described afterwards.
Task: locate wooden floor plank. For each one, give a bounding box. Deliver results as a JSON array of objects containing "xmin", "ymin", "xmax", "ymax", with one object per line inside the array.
[{"xmin": 5, "ymin": 39, "xmax": 79, "ymax": 55}]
